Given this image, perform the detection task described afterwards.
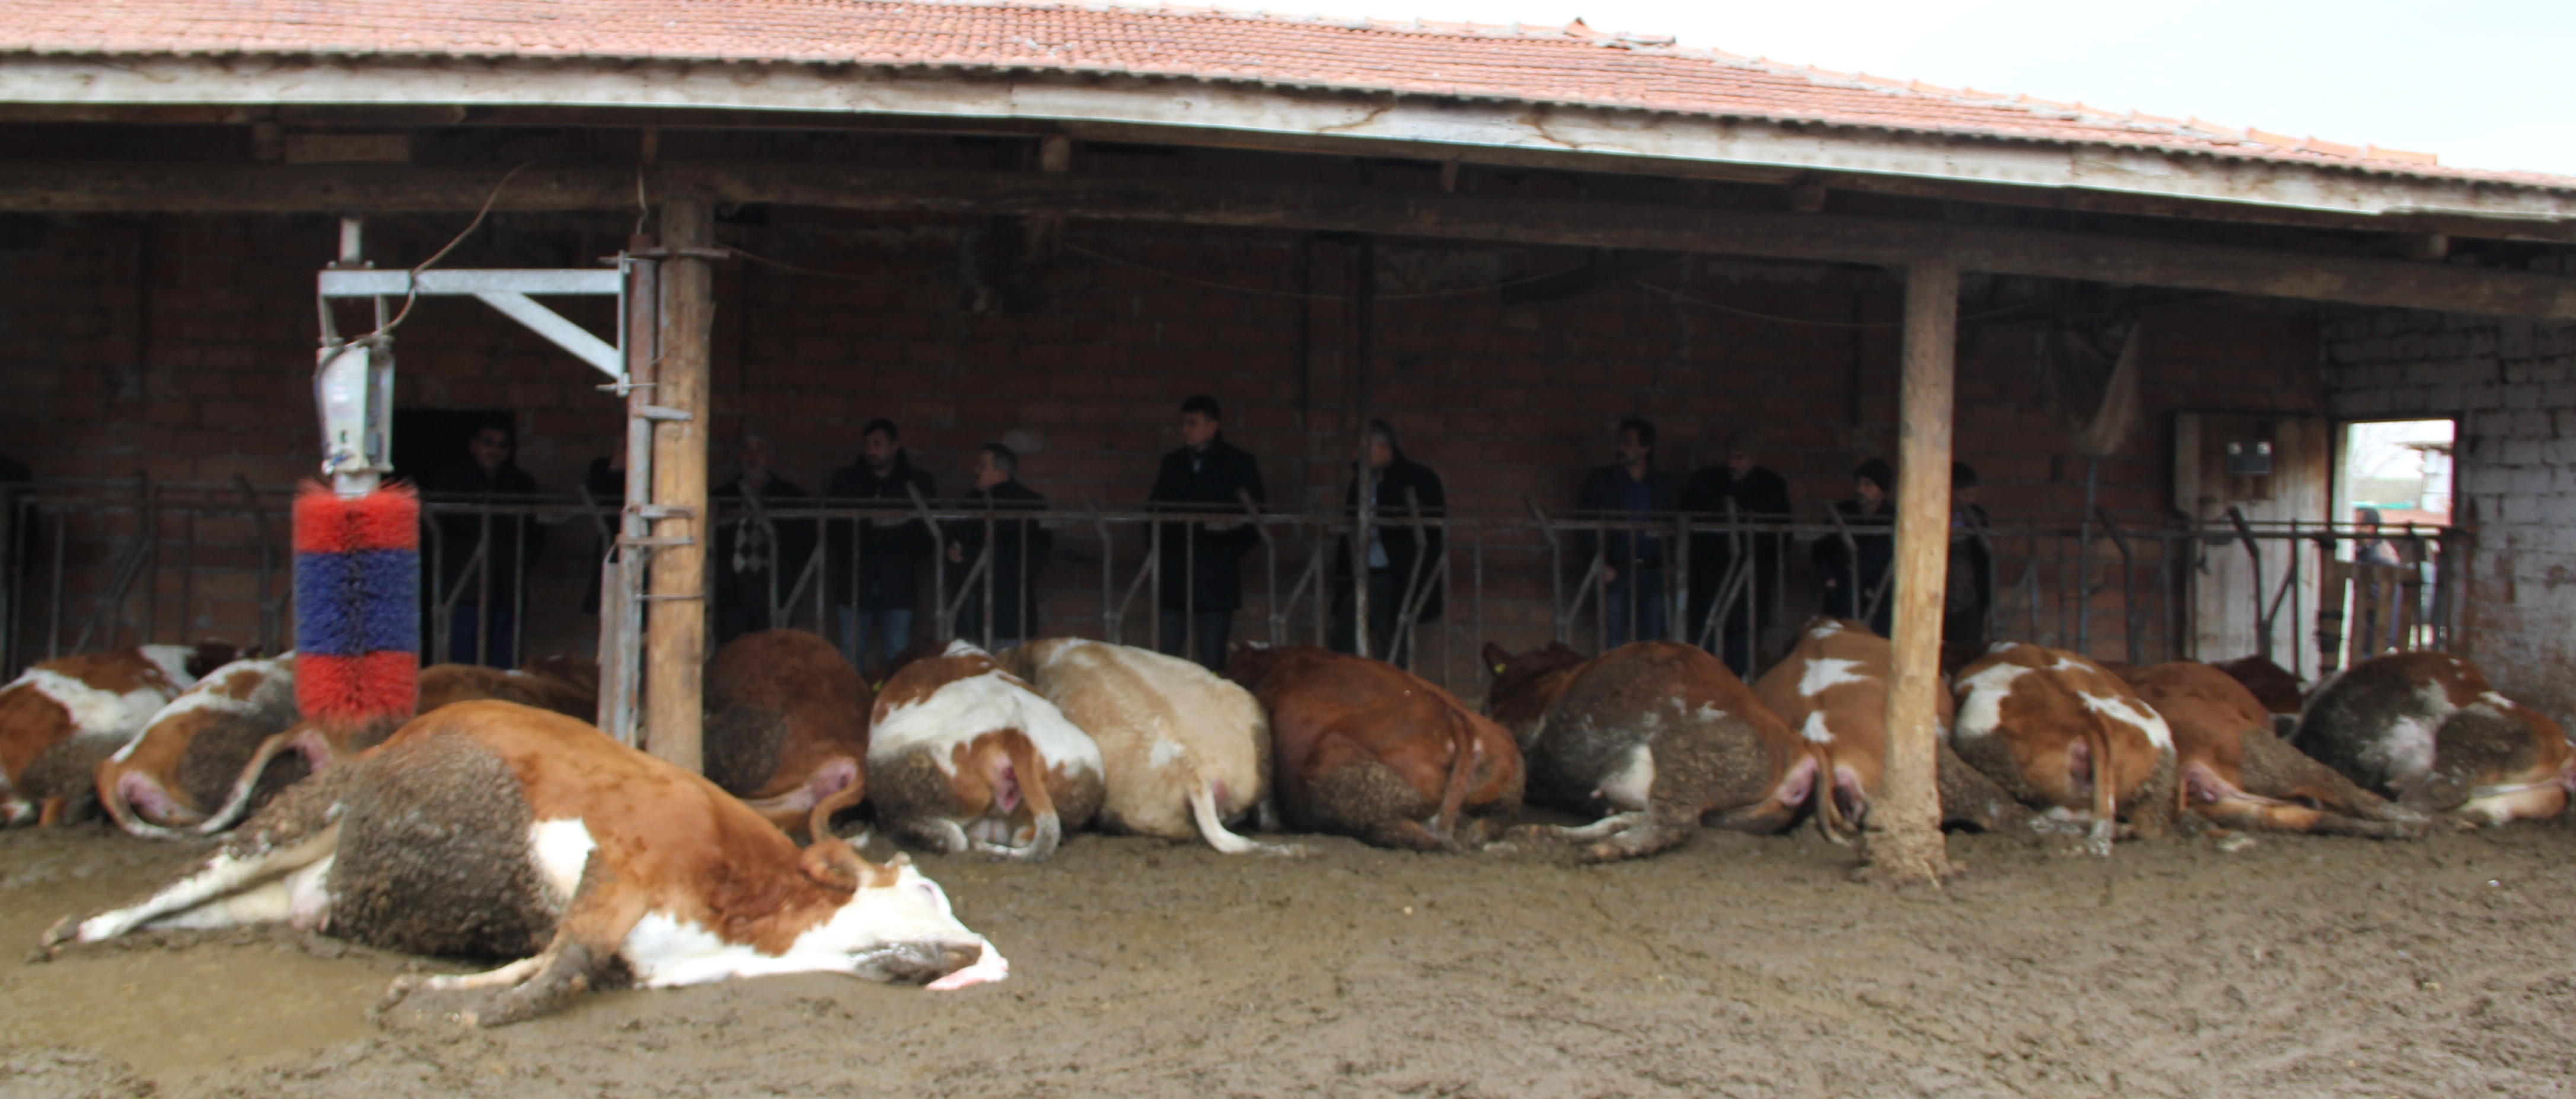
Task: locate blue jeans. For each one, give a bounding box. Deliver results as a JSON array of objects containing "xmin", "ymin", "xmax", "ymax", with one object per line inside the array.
[
  {"xmin": 837, "ymin": 606, "xmax": 914, "ymax": 672},
  {"xmin": 448, "ymin": 603, "xmax": 516, "ymax": 668},
  {"xmin": 1602, "ymin": 565, "xmax": 1668, "ymax": 648}
]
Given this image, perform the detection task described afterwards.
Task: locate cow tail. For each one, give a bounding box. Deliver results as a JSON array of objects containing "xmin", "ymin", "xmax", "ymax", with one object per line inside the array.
[
  {"xmin": 1429, "ymin": 711, "xmax": 1478, "ymax": 843},
  {"xmin": 1000, "ymin": 730, "xmax": 1063, "ymax": 862},
  {"xmin": 1810, "ymin": 743, "xmax": 1853, "ymax": 845},
  {"xmin": 2087, "ymin": 723, "xmax": 2118, "ymax": 854}
]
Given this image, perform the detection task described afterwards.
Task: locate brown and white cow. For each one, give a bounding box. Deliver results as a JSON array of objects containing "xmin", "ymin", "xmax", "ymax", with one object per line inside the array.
[
  {"xmin": 997, "ymin": 638, "xmax": 1282, "ymax": 854},
  {"xmin": 2293, "ymin": 651, "xmax": 2573, "ymax": 826},
  {"xmin": 44, "ymin": 700, "xmax": 1005, "ymax": 1027},
  {"xmin": 2, "ymin": 643, "xmax": 229, "ymax": 827},
  {"xmin": 868, "ymin": 640, "xmax": 1104, "ymax": 862},
  {"xmin": 704, "ymin": 630, "xmax": 872, "ymax": 837},
  {"xmin": 97, "ymin": 654, "xmax": 302, "ymax": 839},
  {"xmin": 2113, "ymin": 660, "xmax": 2428, "ymax": 839},
  {"xmin": 1483, "ymin": 640, "xmax": 1816, "ymax": 861},
  {"xmin": 1950, "ymin": 643, "xmax": 2179, "ymax": 855},
  {"xmin": 1749, "ymin": 618, "xmax": 2039, "ymax": 836},
  {"xmin": 1228, "ymin": 645, "xmax": 1522, "ymax": 852}
]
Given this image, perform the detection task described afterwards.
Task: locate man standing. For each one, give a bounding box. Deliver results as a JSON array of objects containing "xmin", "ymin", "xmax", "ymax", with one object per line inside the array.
[
  {"xmin": 1146, "ymin": 395, "xmax": 1266, "ymax": 670},
  {"xmin": 423, "ymin": 415, "xmax": 544, "ymax": 667},
  {"xmin": 1577, "ymin": 418, "xmax": 1681, "ymax": 647},
  {"xmin": 825, "ymin": 419, "xmax": 935, "ymax": 675},
  {"xmin": 946, "ymin": 443, "xmax": 1051, "ymax": 651},
  {"xmin": 1813, "ymin": 458, "xmax": 1897, "ymax": 637},
  {"xmin": 1682, "ymin": 429, "xmax": 1794, "ymax": 675},
  {"xmin": 712, "ymin": 432, "xmax": 814, "ymax": 645},
  {"xmin": 1333, "ymin": 420, "xmax": 1445, "ymax": 666},
  {"xmin": 1942, "ymin": 461, "xmax": 1994, "ymax": 666}
]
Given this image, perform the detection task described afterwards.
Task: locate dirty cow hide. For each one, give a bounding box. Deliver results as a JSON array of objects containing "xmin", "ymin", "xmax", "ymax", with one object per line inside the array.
[
  {"xmin": 1950, "ymin": 643, "xmax": 2179, "ymax": 855},
  {"xmin": 869, "ymin": 640, "xmax": 1105, "ymax": 862},
  {"xmin": 1748, "ymin": 618, "xmax": 2038, "ymax": 837},
  {"xmin": 1229, "ymin": 645, "xmax": 1521, "ymax": 852},
  {"xmin": 2293, "ymin": 652, "xmax": 2573, "ymax": 826},
  {"xmin": 997, "ymin": 638, "xmax": 1281, "ymax": 854},
  {"xmin": 2, "ymin": 643, "xmax": 219, "ymax": 827},
  {"xmin": 1484, "ymin": 640, "xmax": 1815, "ymax": 862},
  {"xmin": 96, "ymin": 654, "xmax": 304, "ymax": 840},
  {"xmin": 2117, "ymin": 661, "xmax": 2428, "ymax": 839},
  {"xmin": 48, "ymin": 700, "xmax": 1006, "ymax": 1027},
  {"xmin": 703, "ymin": 630, "xmax": 871, "ymax": 837}
]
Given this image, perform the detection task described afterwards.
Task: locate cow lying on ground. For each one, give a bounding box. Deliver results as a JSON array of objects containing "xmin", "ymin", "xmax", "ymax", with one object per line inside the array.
[
  {"xmin": 1951, "ymin": 643, "xmax": 2179, "ymax": 855},
  {"xmin": 2212, "ymin": 655, "xmax": 2307, "ymax": 729},
  {"xmin": 1748, "ymin": 618, "xmax": 2039, "ymax": 837},
  {"xmin": 44, "ymin": 700, "xmax": 1005, "ymax": 1026},
  {"xmin": 2116, "ymin": 661, "xmax": 2428, "ymax": 839},
  {"xmin": 2, "ymin": 642, "xmax": 231, "ymax": 827},
  {"xmin": 869, "ymin": 640, "xmax": 1103, "ymax": 862},
  {"xmin": 1484, "ymin": 640, "xmax": 1817, "ymax": 861},
  {"xmin": 2293, "ymin": 652, "xmax": 2573, "ymax": 826},
  {"xmin": 1228, "ymin": 645, "xmax": 1521, "ymax": 852},
  {"xmin": 998, "ymin": 638, "xmax": 1282, "ymax": 854},
  {"xmin": 704, "ymin": 630, "xmax": 871, "ymax": 837},
  {"xmin": 97, "ymin": 654, "xmax": 302, "ymax": 839}
]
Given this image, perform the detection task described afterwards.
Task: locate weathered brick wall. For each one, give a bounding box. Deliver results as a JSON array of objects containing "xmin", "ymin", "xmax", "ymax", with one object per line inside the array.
[
  {"xmin": 0, "ymin": 206, "xmax": 2325, "ymax": 685},
  {"xmin": 2323, "ymin": 255, "xmax": 2576, "ymax": 720}
]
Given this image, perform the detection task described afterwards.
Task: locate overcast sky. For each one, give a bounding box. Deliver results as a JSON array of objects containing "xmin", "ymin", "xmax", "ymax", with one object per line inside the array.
[{"xmin": 1305, "ymin": 0, "xmax": 2576, "ymax": 178}]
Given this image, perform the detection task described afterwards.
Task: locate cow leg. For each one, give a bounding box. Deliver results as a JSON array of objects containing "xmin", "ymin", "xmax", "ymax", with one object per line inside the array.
[
  {"xmin": 381, "ymin": 855, "xmax": 645, "ymax": 1029},
  {"xmin": 192, "ymin": 726, "xmax": 339, "ymax": 835},
  {"xmin": 1187, "ymin": 777, "xmax": 1301, "ymax": 856},
  {"xmin": 2231, "ymin": 723, "xmax": 2430, "ymax": 829},
  {"xmin": 2118, "ymin": 750, "xmax": 2181, "ymax": 845},
  {"xmin": 50, "ymin": 825, "xmax": 340, "ymax": 948},
  {"xmin": 1704, "ymin": 752, "xmax": 1817, "ymax": 836},
  {"xmin": 1306, "ymin": 738, "xmax": 1449, "ymax": 851}
]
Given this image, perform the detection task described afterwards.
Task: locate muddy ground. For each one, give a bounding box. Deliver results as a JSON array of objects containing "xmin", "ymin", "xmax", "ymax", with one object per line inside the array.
[{"xmin": 2, "ymin": 817, "xmax": 2572, "ymax": 1099}]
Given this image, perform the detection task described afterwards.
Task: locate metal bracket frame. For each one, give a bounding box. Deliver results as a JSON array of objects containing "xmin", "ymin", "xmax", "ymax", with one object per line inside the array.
[{"xmin": 318, "ymin": 268, "xmax": 626, "ymax": 378}]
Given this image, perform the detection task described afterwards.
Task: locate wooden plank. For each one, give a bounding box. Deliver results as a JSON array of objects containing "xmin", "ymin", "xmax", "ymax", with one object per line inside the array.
[
  {"xmin": 1862, "ymin": 257, "xmax": 1959, "ymax": 887},
  {"xmin": 6, "ymin": 161, "xmax": 2575, "ymax": 318},
  {"xmin": 643, "ymin": 199, "xmax": 713, "ymax": 774}
]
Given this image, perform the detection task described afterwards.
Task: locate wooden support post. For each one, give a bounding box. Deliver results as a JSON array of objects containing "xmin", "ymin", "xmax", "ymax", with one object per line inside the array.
[
  {"xmin": 1863, "ymin": 256, "xmax": 1959, "ymax": 887},
  {"xmin": 645, "ymin": 198, "xmax": 713, "ymax": 773}
]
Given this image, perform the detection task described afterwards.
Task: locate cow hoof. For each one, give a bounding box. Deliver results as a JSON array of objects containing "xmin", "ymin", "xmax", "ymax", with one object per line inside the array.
[{"xmin": 2215, "ymin": 833, "xmax": 2257, "ymax": 853}]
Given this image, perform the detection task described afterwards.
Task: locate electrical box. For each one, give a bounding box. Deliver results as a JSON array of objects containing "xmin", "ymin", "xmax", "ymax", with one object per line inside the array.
[
  {"xmin": 2224, "ymin": 439, "xmax": 2274, "ymax": 477},
  {"xmin": 315, "ymin": 341, "xmax": 393, "ymax": 485}
]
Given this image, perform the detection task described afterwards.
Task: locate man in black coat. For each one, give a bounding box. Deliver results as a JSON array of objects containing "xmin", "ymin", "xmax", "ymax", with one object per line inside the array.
[
  {"xmin": 712, "ymin": 432, "xmax": 815, "ymax": 645},
  {"xmin": 1813, "ymin": 458, "xmax": 1897, "ymax": 637},
  {"xmin": 1146, "ymin": 395, "xmax": 1266, "ymax": 670},
  {"xmin": 1942, "ymin": 461, "xmax": 1995, "ymax": 666},
  {"xmin": 1332, "ymin": 420, "xmax": 1444, "ymax": 667},
  {"xmin": 1682, "ymin": 429, "xmax": 1795, "ymax": 675},
  {"xmin": 422, "ymin": 415, "xmax": 544, "ymax": 667},
  {"xmin": 1576, "ymin": 417, "xmax": 1681, "ymax": 647},
  {"xmin": 824, "ymin": 418, "xmax": 936, "ymax": 674},
  {"xmin": 946, "ymin": 443, "xmax": 1052, "ymax": 651}
]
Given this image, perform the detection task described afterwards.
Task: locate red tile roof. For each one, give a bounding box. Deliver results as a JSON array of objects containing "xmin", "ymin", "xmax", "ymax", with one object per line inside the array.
[{"xmin": 5, "ymin": 0, "xmax": 2564, "ymax": 188}]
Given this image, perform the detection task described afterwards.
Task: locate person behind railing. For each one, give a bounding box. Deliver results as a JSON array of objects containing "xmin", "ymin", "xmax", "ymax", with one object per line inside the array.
[
  {"xmin": 824, "ymin": 418, "xmax": 936, "ymax": 678},
  {"xmin": 712, "ymin": 432, "xmax": 815, "ymax": 646},
  {"xmin": 1943, "ymin": 461, "xmax": 1993, "ymax": 663},
  {"xmin": 1813, "ymin": 457, "xmax": 1895, "ymax": 637},
  {"xmin": 2353, "ymin": 507, "xmax": 2403, "ymax": 566},
  {"xmin": 578, "ymin": 449, "xmax": 623, "ymax": 616},
  {"xmin": 423, "ymin": 414, "xmax": 544, "ymax": 667},
  {"xmin": 945, "ymin": 443, "xmax": 1051, "ymax": 652},
  {"xmin": 1147, "ymin": 394, "xmax": 1266, "ymax": 671},
  {"xmin": 1332, "ymin": 420, "xmax": 1444, "ymax": 666},
  {"xmin": 1682, "ymin": 428, "xmax": 1792, "ymax": 675},
  {"xmin": 1577, "ymin": 417, "xmax": 1679, "ymax": 647}
]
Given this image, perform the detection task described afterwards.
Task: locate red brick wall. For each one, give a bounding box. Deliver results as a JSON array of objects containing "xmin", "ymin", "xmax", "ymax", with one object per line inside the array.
[{"xmin": 0, "ymin": 208, "xmax": 2325, "ymax": 684}]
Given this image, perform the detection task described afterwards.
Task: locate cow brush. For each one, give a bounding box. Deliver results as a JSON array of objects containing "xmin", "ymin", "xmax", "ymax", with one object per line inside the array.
[{"xmin": 292, "ymin": 481, "xmax": 421, "ymax": 730}]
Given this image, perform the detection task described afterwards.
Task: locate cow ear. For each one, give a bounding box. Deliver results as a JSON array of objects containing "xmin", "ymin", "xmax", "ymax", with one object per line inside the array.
[
  {"xmin": 799, "ymin": 838, "xmax": 868, "ymax": 892},
  {"xmin": 1480, "ymin": 643, "xmax": 1509, "ymax": 670}
]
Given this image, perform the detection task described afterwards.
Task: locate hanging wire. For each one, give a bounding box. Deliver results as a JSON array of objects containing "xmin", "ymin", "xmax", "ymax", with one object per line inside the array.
[{"xmin": 347, "ymin": 159, "xmax": 543, "ymax": 344}]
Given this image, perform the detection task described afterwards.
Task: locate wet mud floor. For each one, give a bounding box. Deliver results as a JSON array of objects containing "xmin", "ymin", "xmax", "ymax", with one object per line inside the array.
[{"xmin": 3, "ymin": 818, "xmax": 2573, "ymax": 1098}]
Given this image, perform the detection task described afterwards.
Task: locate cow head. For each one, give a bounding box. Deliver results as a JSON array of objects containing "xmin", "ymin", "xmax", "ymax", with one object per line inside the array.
[
  {"xmin": 798, "ymin": 839, "xmax": 1006, "ymax": 990},
  {"xmin": 1480, "ymin": 643, "xmax": 1586, "ymax": 738}
]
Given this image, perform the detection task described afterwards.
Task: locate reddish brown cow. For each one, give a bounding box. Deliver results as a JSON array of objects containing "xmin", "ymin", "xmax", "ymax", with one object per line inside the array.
[
  {"xmin": 2, "ymin": 643, "xmax": 230, "ymax": 827},
  {"xmin": 1749, "ymin": 618, "xmax": 2037, "ymax": 836},
  {"xmin": 48, "ymin": 700, "xmax": 1005, "ymax": 1026},
  {"xmin": 704, "ymin": 630, "xmax": 872, "ymax": 836},
  {"xmin": 1228, "ymin": 645, "xmax": 1522, "ymax": 851},
  {"xmin": 2211, "ymin": 656, "xmax": 2307, "ymax": 720},
  {"xmin": 2115, "ymin": 661, "xmax": 2427, "ymax": 838},
  {"xmin": 1950, "ymin": 644, "xmax": 2179, "ymax": 855},
  {"xmin": 1484, "ymin": 640, "xmax": 1814, "ymax": 861},
  {"xmin": 868, "ymin": 640, "xmax": 1104, "ymax": 861},
  {"xmin": 2294, "ymin": 652, "xmax": 2573, "ymax": 826}
]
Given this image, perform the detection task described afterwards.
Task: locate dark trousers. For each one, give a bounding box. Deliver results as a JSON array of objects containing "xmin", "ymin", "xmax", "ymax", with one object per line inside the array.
[
  {"xmin": 448, "ymin": 603, "xmax": 516, "ymax": 668},
  {"xmin": 1157, "ymin": 608, "xmax": 1233, "ymax": 672},
  {"xmin": 1331, "ymin": 570, "xmax": 1410, "ymax": 666},
  {"xmin": 1695, "ymin": 585, "xmax": 1773, "ymax": 678},
  {"xmin": 715, "ymin": 572, "xmax": 778, "ymax": 646},
  {"xmin": 1823, "ymin": 576, "xmax": 1895, "ymax": 638},
  {"xmin": 1602, "ymin": 565, "xmax": 1668, "ymax": 648}
]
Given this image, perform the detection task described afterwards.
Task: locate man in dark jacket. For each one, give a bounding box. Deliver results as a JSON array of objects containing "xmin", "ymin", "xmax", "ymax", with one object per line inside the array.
[
  {"xmin": 1683, "ymin": 429, "xmax": 1795, "ymax": 676},
  {"xmin": 1332, "ymin": 420, "xmax": 1444, "ymax": 667},
  {"xmin": 1576, "ymin": 418, "xmax": 1681, "ymax": 647},
  {"xmin": 1814, "ymin": 458, "xmax": 1898, "ymax": 637},
  {"xmin": 824, "ymin": 419, "xmax": 936, "ymax": 675},
  {"xmin": 423, "ymin": 415, "xmax": 544, "ymax": 667},
  {"xmin": 946, "ymin": 443, "xmax": 1052, "ymax": 651},
  {"xmin": 1147, "ymin": 395, "xmax": 1266, "ymax": 670},
  {"xmin": 712, "ymin": 432, "xmax": 815, "ymax": 645}
]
